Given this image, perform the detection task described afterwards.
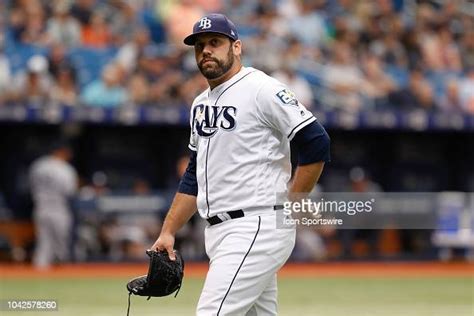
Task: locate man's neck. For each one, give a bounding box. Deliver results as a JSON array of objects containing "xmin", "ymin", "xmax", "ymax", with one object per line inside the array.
[{"xmin": 208, "ymin": 64, "xmax": 242, "ymax": 90}]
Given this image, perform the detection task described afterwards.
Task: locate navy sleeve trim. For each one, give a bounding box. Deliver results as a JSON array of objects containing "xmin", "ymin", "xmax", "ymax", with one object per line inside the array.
[
  {"xmin": 287, "ymin": 116, "xmax": 315, "ymax": 140},
  {"xmin": 178, "ymin": 152, "xmax": 198, "ymax": 196},
  {"xmin": 291, "ymin": 120, "xmax": 331, "ymax": 165}
]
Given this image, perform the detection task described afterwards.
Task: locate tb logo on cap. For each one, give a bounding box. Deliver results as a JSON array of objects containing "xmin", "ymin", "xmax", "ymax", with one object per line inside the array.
[{"xmin": 199, "ymin": 17, "xmax": 212, "ymax": 30}]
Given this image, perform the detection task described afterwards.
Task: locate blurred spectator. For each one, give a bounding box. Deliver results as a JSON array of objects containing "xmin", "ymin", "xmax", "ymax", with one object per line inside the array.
[
  {"xmin": 127, "ymin": 73, "xmax": 150, "ymax": 106},
  {"xmin": 389, "ymin": 69, "xmax": 438, "ymax": 111},
  {"xmin": 115, "ymin": 27, "xmax": 152, "ymax": 75},
  {"xmin": 70, "ymin": 0, "xmax": 96, "ymax": 26},
  {"xmin": 361, "ymin": 54, "xmax": 397, "ymax": 107},
  {"xmin": 288, "ymin": 0, "xmax": 327, "ymax": 47},
  {"xmin": 255, "ymin": 3, "xmax": 288, "ymax": 40},
  {"xmin": 245, "ymin": 29, "xmax": 284, "ymax": 73},
  {"xmin": 47, "ymin": 43, "xmax": 77, "ymax": 80},
  {"xmin": 29, "ymin": 140, "xmax": 78, "ymax": 269},
  {"xmin": 276, "ymin": 0, "xmax": 300, "ymax": 19},
  {"xmin": 178, "ymin": 72, "xmax": 208, "ymax": 106},
  {"xmin": 370, "ymin": 33, "xmax": 408, "ymax": 68},
  {"xmin": 326, "ymin": 0, "xmax": 362, "ymax": 26},
  {"xmin": 459, "ymin": 31, "xmax": 474, "ymax": 70},
  {"xmin": 324, "ymin": 41, "xmax": 364, "ymax": 111},
  {"xmin": 421, "ymin": 23, "xmax": 462, "ymax": 73},
  {"xmin": 439, "ymin": 79, "xmax": 462, "ymax": 113},
  {"xmin": 272, "ymin": 66, "xmax": 314, "ymax": 107},
  {"xmin": 331, "ymin": 15, "xmax": 361, "ymax": 49},
  {"xmin": 8, "ymin": 2, "xmax": 27, "ymax": 43},
  {"xmin": 401, "ymin": 28, "xmax": 423, "ymax": 71},
  {"xmin": 9, "ymin": 55, "xmax": 53, "ymax": 106},
  {"xmin": 148, "ymin": 70, "xmax": 184, "ymax": 106},
  {"xmin": 18, "ymin": 1, "xmax": 49, "ymax": 46},
  {"xmin": 459, "ymin": 68, "xmax": 474, "ymax": 114},
  {"xmin": 46, "ymin": 1, "xmax": 81, "ymax": 48},
  {"xmin": 195, "ymin": 0, "xmax": 222, "ymax": 12},
  {"xmin": 81, "ymin": 63, "xmax": 127, "ymax": 107},
  {"xmin": 415, "ymin": 3, "xmax": 437, "ymax": 31},
  {"xmin": 159, "ymin": 0, "xmax": 203, "ymax": 48},
  {"xmin": 0, "ymin": 37, "xmax": 11, "ymax": 102},
  {"xmin": 136, "ymin": 46, "xmax": 168, "ymax": 79},
  {"xmin": 100, "ymin": 0, "xmax": 137, "ymax": 45},
  {"xmin": 81, "ymin": 12, "xmax": 111, "ymax": 48},
  {"xmin": 437, "ymin": 25, "xmax": 462, "ymax": 73},
  {"xmin": 49, "ymin": 65, "xmax": 78, "ymax": 107},
  {"xmin": 223, "ymin": 0, "xmax": 258, "ymax": 25}
]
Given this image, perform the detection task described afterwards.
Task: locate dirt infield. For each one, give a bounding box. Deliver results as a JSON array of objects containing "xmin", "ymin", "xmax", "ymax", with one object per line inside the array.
[{"xmin": 1, "ymin": 262, "xmax": 472, "ymax": 279}]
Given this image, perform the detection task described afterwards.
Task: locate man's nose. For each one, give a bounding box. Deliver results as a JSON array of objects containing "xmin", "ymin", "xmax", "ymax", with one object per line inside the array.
[{"xmin": 202, "ymin": 44, "xmax": 213, "ymax": 55}]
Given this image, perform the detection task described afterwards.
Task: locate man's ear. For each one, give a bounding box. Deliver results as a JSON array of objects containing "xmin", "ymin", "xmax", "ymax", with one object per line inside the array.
[{"xmin": 233, "ymin": 40, "xmax": 242, "ymax": 56}]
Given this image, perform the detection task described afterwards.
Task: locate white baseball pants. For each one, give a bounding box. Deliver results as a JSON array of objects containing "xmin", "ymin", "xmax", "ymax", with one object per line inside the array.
[{"xmin": 197, "ymin": 210, "xmax": 296, "ymax": 315}]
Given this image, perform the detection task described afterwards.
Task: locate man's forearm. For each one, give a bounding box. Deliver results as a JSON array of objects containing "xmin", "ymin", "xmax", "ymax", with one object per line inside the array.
[
  {"xmin": 161, "ymin": 192, "xmax": 197, "ymax": 235},
  {"xmin": 290, "ymin": 162, "xmax": 325, "ymax": 196}
]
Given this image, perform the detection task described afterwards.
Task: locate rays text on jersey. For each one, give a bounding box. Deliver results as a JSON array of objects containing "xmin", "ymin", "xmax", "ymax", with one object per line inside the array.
[{"xmin": 192, "ymin": 104, "xmax": 237, "ymax": 137}]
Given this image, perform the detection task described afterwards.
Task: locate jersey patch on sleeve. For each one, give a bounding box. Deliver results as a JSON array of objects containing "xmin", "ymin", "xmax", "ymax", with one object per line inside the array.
[{"xmin": 276, "ymin": 89, "xmax": 299, "ymax": 106}]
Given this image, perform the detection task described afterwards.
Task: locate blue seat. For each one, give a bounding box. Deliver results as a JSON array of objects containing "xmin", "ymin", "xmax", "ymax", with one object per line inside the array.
[
  {"xmin": 385, "ymin": 65, "xmax": 409, "ymax": 88},
  {"xmin": 6, "ymin": 44, "xmax": 48, "ymax": 74},
  {"xmin": 69, "ymin": 47, "xmax": 117, "ymax": 87}
]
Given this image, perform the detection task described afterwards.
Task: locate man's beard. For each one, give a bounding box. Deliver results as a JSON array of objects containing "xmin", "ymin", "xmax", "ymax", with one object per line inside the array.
[{"xmin": 198, "ymin": 47, "xmax": 234, "ymax": 80}]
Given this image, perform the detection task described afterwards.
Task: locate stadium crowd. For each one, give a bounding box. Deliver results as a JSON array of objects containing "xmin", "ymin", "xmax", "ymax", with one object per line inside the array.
[{"xmin": 0, "ymin": 0, "xmax": 473, "ymax": 113}]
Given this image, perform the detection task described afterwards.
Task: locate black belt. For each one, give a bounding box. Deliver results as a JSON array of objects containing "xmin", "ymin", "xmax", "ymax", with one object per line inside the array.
[{"xmin": 207, "ymin": 205, "xmax": 284, "ymax": 226}]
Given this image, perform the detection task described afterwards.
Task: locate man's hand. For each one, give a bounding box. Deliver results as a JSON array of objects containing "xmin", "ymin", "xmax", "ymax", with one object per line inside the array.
[
  {"xmin": 150, "ymin": 233, "xmax": 176, "ymax": 261},
  {"xmin": 149, "ymin": 192, "xmax": 198, "ymax": 261}
]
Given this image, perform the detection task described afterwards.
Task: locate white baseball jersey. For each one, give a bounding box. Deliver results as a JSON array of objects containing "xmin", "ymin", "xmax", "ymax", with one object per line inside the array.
[
  {"xmin": 188, "ymin": 66, "xmax": 316, "ymax": 218},
  {"xmin": 29, "ymin": 156, "xmax": 78, "ymax": 215}
]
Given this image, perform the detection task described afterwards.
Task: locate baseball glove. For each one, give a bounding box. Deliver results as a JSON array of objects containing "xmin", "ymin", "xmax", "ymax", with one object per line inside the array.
[{"xmin": 126, "ymin": 250, "xmax": 184, "ymax": 315}]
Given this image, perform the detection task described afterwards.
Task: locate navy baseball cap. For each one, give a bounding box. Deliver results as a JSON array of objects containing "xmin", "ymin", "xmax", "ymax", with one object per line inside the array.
[{"xmin": 184, "ymin": 13, "xmax": 239, "ymax": 46}]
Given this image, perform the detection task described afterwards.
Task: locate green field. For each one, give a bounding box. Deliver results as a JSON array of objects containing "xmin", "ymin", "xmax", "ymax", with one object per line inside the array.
[{"xmin": 0, "ymin": 277, "xmax": 472, "ymax": 315}]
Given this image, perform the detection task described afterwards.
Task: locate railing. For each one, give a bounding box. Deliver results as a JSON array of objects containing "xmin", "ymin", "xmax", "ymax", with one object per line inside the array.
[{"xmin": 0, "ymin": 105, "xmax": 473, "ymax": 130}]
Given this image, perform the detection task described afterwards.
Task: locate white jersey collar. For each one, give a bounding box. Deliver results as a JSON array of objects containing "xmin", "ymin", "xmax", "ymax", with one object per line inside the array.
[{"xmin": 207, "ymin": 66, "xmax": 255, "ymax": 97}]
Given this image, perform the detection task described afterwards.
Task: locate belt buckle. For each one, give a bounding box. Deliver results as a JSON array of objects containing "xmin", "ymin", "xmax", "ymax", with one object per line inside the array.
[{"xmin": 207, "ymin": 210, "xmax": 244, "ymax": 226}]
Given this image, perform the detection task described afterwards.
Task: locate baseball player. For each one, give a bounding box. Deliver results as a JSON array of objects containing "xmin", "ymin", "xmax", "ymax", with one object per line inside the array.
[
  {"xmin": 151, "ymin": 13, "xmax": 330, "ymax": 315},
  {"xmin": 29, "ymin": 141, "xmax": 77, "ymax": 269}
]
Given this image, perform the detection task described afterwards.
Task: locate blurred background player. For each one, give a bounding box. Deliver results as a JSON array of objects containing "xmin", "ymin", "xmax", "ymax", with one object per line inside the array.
[{"xmin": 29, "ymin": 141, "xmax": 78, "ymax": 269}]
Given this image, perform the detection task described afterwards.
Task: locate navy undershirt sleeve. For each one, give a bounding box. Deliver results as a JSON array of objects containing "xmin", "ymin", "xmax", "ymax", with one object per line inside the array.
[
  {"xmin": 291, "ymin": 120, "xmax": 331, "ymax": 165},
  {"xmin": 178, "ymin": 151, "xmax": 198, "ymax": 196}
]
